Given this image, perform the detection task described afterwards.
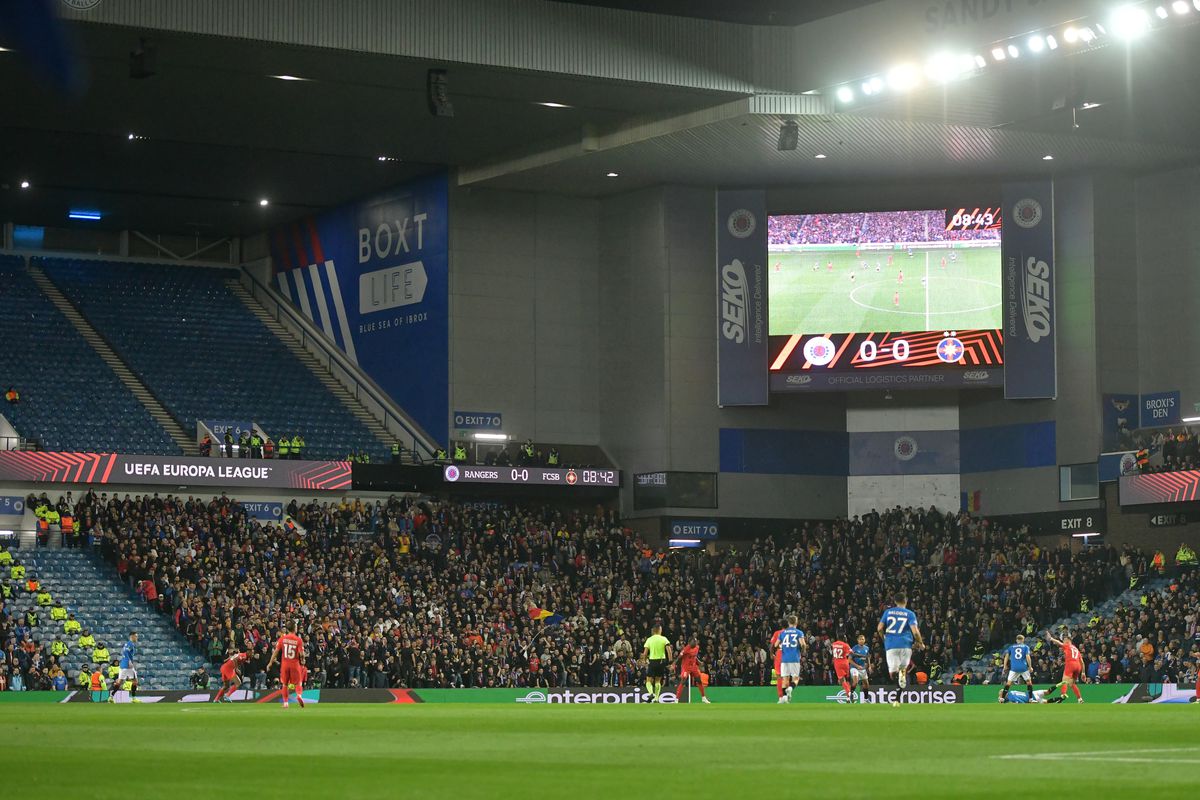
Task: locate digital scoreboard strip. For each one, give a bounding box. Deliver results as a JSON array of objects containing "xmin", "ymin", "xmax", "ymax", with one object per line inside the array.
[{"xmin": 443, "ymin": 465, "xmax": 618, "ymax": 487}]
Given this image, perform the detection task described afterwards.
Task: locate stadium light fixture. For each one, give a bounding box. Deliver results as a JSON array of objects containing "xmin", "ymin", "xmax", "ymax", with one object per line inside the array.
[
  {"xmin": 991, "ymin": 46, "xmax": 1007, "ymax": 61},
  {"xmin": 814, "ymin": 153, "xmax": 827, "ymax": 159},
  {"xmin": 886, "ymin": 64, "xmax": 919, "ymax": 91},
  {"xmin": 974, "ymin": 54, "xmax": 987, "ymax": 68},
  {"xmin": 1063, "ymin": 27, "xmax": 1080, "ymax": 43},
  {"xmin": 1156, "ymin": 5, "xmax": 1170, "ymax": 18},
  {"xmin": 376, "ymin": 155, "xmax": 399, "ymax": 162},
  {"xmin": 861, "ymin": 76, "xmax": 884, "ymax": 95},
  {"xmin": 1046, "ymin": 35, "xmax": 1059, "ymax": 50},
  {"xmin": 258, "ymin": 198, "xmax": 269, "ymax": 206},
  {"xmin": 1079, "ymin": 26, "xmax": 1096, "ymax": 42},
  {"xmin": 1028, "ymin": 35, "xmax": 1045, "ymax": 52},
  {"xmin": 1173, "ymin": 0, "xmax": 1191, "ymax": 12},
  {"xmin": 1182, "ymin": 415, "xmax": 1200, "ymax": 422},
  {"xmin": 270, "ymin": 74, "xmax": 308, "ymax": 81},
  {"xmin": 1042, "ymin": 154, "xmax": 1055, "ymax": 160},
  {"xmin": 1007, "ymin": 44, "xmax": 1020, "ymax": 58},
  {"xmin": 1110, "ymin": 5, "xmax": 1150, "ymax": 39},
  {"xmin": 836, "ymin": 86, "xmax": 854, "ymax": 103},
  {"xmin": 534, "ymin": 101, "xmax": 572, "ymax": 108},
  {"xmin": 68, "ymin": 210, "xmax": 102, "ymax": 221},
  {"xmin": 1194, "ymin": 0, "xmax": 1200, "ymax": 11},
  {"xmin": 472, "ymin": 432, "xmax": 509, "ymax": 441},
  {"xmin": 925, "ymin": 52, "xmax": 974, "ymax": 83},
  {"xmin": 19, "ymin": 180, "xmax": 29, "ymax": 189},
  {"xmin": 605, "ymin": 171, "xmax": 619, "ymax": 177},
  {"xmin": 1080, "ymin": 101, "xmax": 1102, "ymax": 110}
]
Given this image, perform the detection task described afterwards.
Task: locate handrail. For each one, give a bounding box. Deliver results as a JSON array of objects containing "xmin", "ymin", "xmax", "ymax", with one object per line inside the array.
[{"xmin": 237, "ymin": 269, "xmax": 438, "ymax": 460}]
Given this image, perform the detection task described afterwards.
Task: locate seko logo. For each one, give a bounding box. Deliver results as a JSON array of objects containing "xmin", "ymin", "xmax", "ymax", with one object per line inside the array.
[
  {"xmin": 721, "ymin": 260, "xmax": 748, "ymax": 344},
  {"xmin": 1022, "ymin": 257, "xmax": 1052, "ymax": 343}
]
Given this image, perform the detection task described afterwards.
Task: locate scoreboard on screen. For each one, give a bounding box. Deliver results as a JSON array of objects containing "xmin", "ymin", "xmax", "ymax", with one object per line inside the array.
[{"xmin": 443, "ymin": 465, "xmax": 619, "ymax": 487}]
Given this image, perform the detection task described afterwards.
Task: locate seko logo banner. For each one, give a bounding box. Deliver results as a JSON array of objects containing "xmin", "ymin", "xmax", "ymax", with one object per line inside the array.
[
  {"xmin": 1002, "ymin": 181, "xmax": 1056, "ymax": 399},
  {"xmin": 716, "ymin": 190, "xmax": 768, "ymax": 407},
  {"xmin": 270, "ymin": 173, "xmax": 449, "ymax": 446}
]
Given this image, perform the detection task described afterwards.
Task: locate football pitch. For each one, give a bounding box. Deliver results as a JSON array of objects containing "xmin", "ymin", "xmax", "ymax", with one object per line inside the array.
[
  {"xmin": 769, "ymin": 246, "xmax": 1002, "ymax": 336},
  {"xmin": 5, "ymin": 703, "xmax": 1196, "ymax": 799}
]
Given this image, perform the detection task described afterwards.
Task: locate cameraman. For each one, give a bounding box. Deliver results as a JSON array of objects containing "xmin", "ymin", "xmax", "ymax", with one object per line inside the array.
[{"xmin": 190, "ymin": 665, "xmax": 210, "ymax": 690}]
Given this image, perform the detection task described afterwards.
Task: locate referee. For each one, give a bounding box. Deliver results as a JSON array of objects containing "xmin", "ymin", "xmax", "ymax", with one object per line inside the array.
[{"xmin": 641, "ymin": 624, "xmax": 673, "ymax": 701}]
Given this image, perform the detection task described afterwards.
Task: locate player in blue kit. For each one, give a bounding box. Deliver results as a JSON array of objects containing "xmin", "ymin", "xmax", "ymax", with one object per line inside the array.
[
  {"xmin": 849, "ymin": 634, "xmax": 871, "ymax": 702},
  {"xmin": 999, "ymin": 634, "xmax": 1035, "ymax": 703},
  {"xmin": 877, "ymin": 596, "xmax": 923, "ymax": 688},
  {"xmin": 109, "ymin": 631, "xmax": 141, "ymax": 703},
  {"xmin": 774, "ymin": 615, "xmax": 807, "ymax": 704}
]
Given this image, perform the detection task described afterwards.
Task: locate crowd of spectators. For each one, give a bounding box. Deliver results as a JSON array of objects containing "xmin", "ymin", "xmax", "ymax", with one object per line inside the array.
[
  {"xmin": 768, "ymin": 210, "xmax": 998, "ymax": 247},
  {"xmin": 33, "ymin": 492, "xmax": 1165, "ymax": 691},
  {"xmin": 1131, "ymin": 427, "xmax": 1200, "ymax": 474}
]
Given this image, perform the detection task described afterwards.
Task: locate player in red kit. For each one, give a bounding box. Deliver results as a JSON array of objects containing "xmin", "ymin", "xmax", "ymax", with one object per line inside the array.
[
  {"xmin": 266, "ymin": 620, "xmax": 306, "ymax": 708},
  {"xmin": 1045, "ymin": 631, "xmax": 1084, "ymax": 703},
  {"xmin": 770, "ymin": 627, "xmax": 784, "ymax": 700},
  {"xmin": 829, "ymin": 635, "xmax": 853, "ymax": 701},
  {"xmin": 674, "ymin": 635, "xmax": 710, "ymax": 703},
  {"xmin": 893, "ymin": 291, "xmax": 900, "ymax": 307},
  {"xmin": 213, "ymin": 650, "xmax": 250, "ymax": 703},
  {"xmin": 897, "ymin": 269, "xmax": 904, "ymax": 284}
]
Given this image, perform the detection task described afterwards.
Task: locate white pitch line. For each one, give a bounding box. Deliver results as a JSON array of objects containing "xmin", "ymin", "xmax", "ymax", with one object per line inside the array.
[
  {"xmin": 924, "ymin": 251, "xmax": 930, "ymax": 330},
  {"xmin": 993, "ymin": 747, "xmax": 1200, "ymax": 761}
]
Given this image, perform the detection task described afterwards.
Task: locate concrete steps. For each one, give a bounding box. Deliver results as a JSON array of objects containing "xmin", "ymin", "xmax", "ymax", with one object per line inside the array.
[{"xmin": 28, "ymin": 265, "xmax": 195, "ymax": 455}]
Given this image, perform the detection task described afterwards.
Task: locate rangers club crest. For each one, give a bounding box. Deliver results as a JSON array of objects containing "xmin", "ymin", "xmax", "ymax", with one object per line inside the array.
[
  {"xmin": 894, "ymin": 436, "xmax": 918, "ymax": 461},
  {"xmin": 803, "ymin": 336, "xmax": 837, "ymax": 366},
  {"xmin": 443, "ymin": 465, "xmax": 460, "ymax": 482},
  {"xmin": 1012, "ymin": 198, "xmax": 1043, "ymax": 229},
  {"xmin": 727, "ymin": 208, "xmax": 757, "ymax": 239}
]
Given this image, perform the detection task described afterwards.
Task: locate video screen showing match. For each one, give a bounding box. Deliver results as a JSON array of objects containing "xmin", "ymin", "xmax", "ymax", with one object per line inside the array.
[{"xmin": 767, "ymin": 210, "xmax": 1001, "ymax": 337}]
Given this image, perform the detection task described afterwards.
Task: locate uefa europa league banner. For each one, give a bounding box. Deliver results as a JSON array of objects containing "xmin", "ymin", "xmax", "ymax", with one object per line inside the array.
[
  {"xmin": 269, "ymin": 174, "xmax": 449, "ymax": 445},
  {"xmin": 1001, "ymin": 181, "xmax": 1056, "ymax": 399},
  {"xmin": 716, "ymin": 190, "xmax": 769, "ymax": 406}
]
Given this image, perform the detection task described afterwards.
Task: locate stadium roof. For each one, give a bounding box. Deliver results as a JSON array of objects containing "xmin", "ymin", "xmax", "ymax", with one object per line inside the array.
[{"xmin": 2, "ymin": 1, "xmax": 1198, "ymax": 236}]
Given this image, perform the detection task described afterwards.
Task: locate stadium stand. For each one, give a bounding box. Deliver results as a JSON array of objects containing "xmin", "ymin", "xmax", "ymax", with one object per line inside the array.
[
  {"xmin": 37, "ymin": 258, "xmax": 391, "ymax": 461},
  {"xmin": 0, "ymin": 256, "xmax": 182, "ymax": 455},
  {"xmin": 28, "ymin": 490, "xmax": 1162, "ymax": 690}
]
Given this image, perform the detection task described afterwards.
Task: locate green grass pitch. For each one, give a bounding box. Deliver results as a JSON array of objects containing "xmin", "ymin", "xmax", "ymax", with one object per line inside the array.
[
  {"xmin": 768, "ymin": 245, "xmax": 1002, "ymax": 336},
  {"xmin": 6, "ymin": 703, "xmax": 1197, "ymax": 799}
]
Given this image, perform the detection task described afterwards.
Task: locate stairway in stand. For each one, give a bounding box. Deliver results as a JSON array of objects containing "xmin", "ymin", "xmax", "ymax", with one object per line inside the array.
[
  {"xmin": 27, "ymin": 265, "xmax": 195, "ymax": 455},
  {"xmin": 25, "ymin": 549, "xmax": 205, "ymax": 689}
]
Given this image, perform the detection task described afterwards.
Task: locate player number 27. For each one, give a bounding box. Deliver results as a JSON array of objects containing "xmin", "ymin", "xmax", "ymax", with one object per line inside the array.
[
  {"xmin": 885, "ymin": 616, "xmax": 908, "ymax": 634},
  {"xmin": 859, "ymin": 339, "xmax": 908, "ymax": 362}
]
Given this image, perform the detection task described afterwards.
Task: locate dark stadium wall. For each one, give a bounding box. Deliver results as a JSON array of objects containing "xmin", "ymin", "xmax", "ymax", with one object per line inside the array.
[
  {"xmin": 1093, "ymin": 173, "xmax": 1140, "ymax": 403},
  {"xmin": 448, "ymin": 187, "xmax": 601, "ymax": 446},
  {"xmin": 1135, "ymin": 167, "xmax": 1200, "ymax": 405},
  {"xmin": 599, "ymin": 185, "xmax": 848, "ymax": 520}
]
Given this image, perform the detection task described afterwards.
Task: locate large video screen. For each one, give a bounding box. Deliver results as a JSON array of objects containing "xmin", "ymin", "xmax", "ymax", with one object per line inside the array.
[{"xmin": 767, "ymin": 208, "xmax": 1003, "ymax": 391}]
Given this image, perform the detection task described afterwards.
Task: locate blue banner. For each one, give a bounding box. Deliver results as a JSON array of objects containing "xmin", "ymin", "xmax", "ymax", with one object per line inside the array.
[
  {"xmin": 270, "ymin": 174, "xmax": 449, "ymax": 446},
  {"xmin": 1101, "ymin": 393, "xmax": 1138, "ymax": 450},
  {"xmin": 716, "ymin": 190, "xmax": 768, "ymax": 406},
  {"xmin": 0, "ymin": 496, "xmax": 25, "ymax": 515},
  {"xmin": 848, "ymin": 431, "xmax": 960, "ymax": 476},
  {"xmin": 1002, "ymin": 181, "xmax": 1056, "ymax": 399},
  {"xmin": 669, "ymin": 519, "xmax": 719, "ymax": 540},
  {"xmin": 240, "ymin": 501, "xmax": 283, "ymax": 521},
  {"xmin": 1099, "ymin": 451, "xmax": 1137, "ymax": 482},
  {"xmin": 1140, "ymin": 390, "xmax": 1181, "ymax": 428},
  {"xmin": 452, "ymin": 411, "xmax": 503, "ymax": 431}
]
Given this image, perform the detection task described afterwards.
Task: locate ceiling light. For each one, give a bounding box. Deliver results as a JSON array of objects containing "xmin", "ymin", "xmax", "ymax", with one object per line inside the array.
[
  {"xmin": 258, "ymin": 198, "xmax": 269, "ymax": 206},
  {"xmin": 1064, "ymin": 27, "xmax": 1080, "ymax": 43},
  {"xmin": 270, "ymin": 74, "xmax": 308, "ymax": 81},
  {"xmin": 991, "ymin": 47, "xmax": 1007, "ymax": 61},
  {"xmin": 472, "ymin": 432, "xmax": 509, "ymax": 441},
  {"xmin": 376, "ymin": 155, "xmax": 399, "ymax": 162},
  {"xmin": 1110, "ymin": 5, "xmax": 1150, "ymax": 39},
  {"xmin": 68, "ymin": 210, "xmax": 102, "ymax": 221},
  {"xmin": 1156, "ymin": 5, "xmax": 1170, "ymax": 18},
  {"xmin": 835, "ymin": 86, "xmax": 854, "ymax": 103},
  {"xmin": 1080, "ymin": 101, "xmax": 1102, "ymax": 110},
  {"xmin": 20, "ymin": 180, "xmax": 30, "ymax": 189},
  {"xmin": 1173, "ymin": 0, "xmax": 1190, "ymax": 12},
  {"xmin": 534, "ymin": 101, "xmax": 571, "ymax": 108},
  {"xmin": 1042, "ymin": 154, "xmax": 1055, "ymax": 160},
  {"xmin": 1007, "ymin": 44, "xmax": 1020, "ymax": 58},
  {"xmin": 1046, "ymin": 35, "xmax": 1059, "ymax": 50},
  {"xmin": 1028, "ymin": 36, "xmax": 1045, "ymax": 52},
  {"xmin": 886, "ymin": 64, "xmax": 919, "ymax": 91},
  {"xmin": 605, "ymin": 172, "xmax": 619, "ymax": 178},
  {"xmin": 814, "ymin": 153, "xmax": 827, "ymax": 159}
]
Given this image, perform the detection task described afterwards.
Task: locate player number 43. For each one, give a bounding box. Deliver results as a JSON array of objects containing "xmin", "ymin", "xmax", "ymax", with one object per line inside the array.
[{"xmin": 859, "ymin": 339, "xmax": 908, "ymax": 362}]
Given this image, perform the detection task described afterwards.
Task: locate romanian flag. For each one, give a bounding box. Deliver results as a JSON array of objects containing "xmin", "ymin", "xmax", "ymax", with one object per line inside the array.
[{"xmin": 526, "ymin": 603, "xmax": 564, "ymax": 626}]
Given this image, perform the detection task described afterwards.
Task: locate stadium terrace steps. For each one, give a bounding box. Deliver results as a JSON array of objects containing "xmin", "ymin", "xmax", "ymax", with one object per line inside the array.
[
  {"xmin": 24, "ymin": 549, "xmax": 206, "ymax": 690},
  {"xmin": 26, "ymin": 265, "xmax": 196, "ymax": 456},
  {"xmin": 0, "ymin": 257, "xmax": 183, "ymax": 455},
  {"xmin": 224, "ymin": 278, "xmax": 414, "ymax": 462},
  {"xmin": 37, "ymin": 258, "xmax": 390, "ymax": 462}
]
